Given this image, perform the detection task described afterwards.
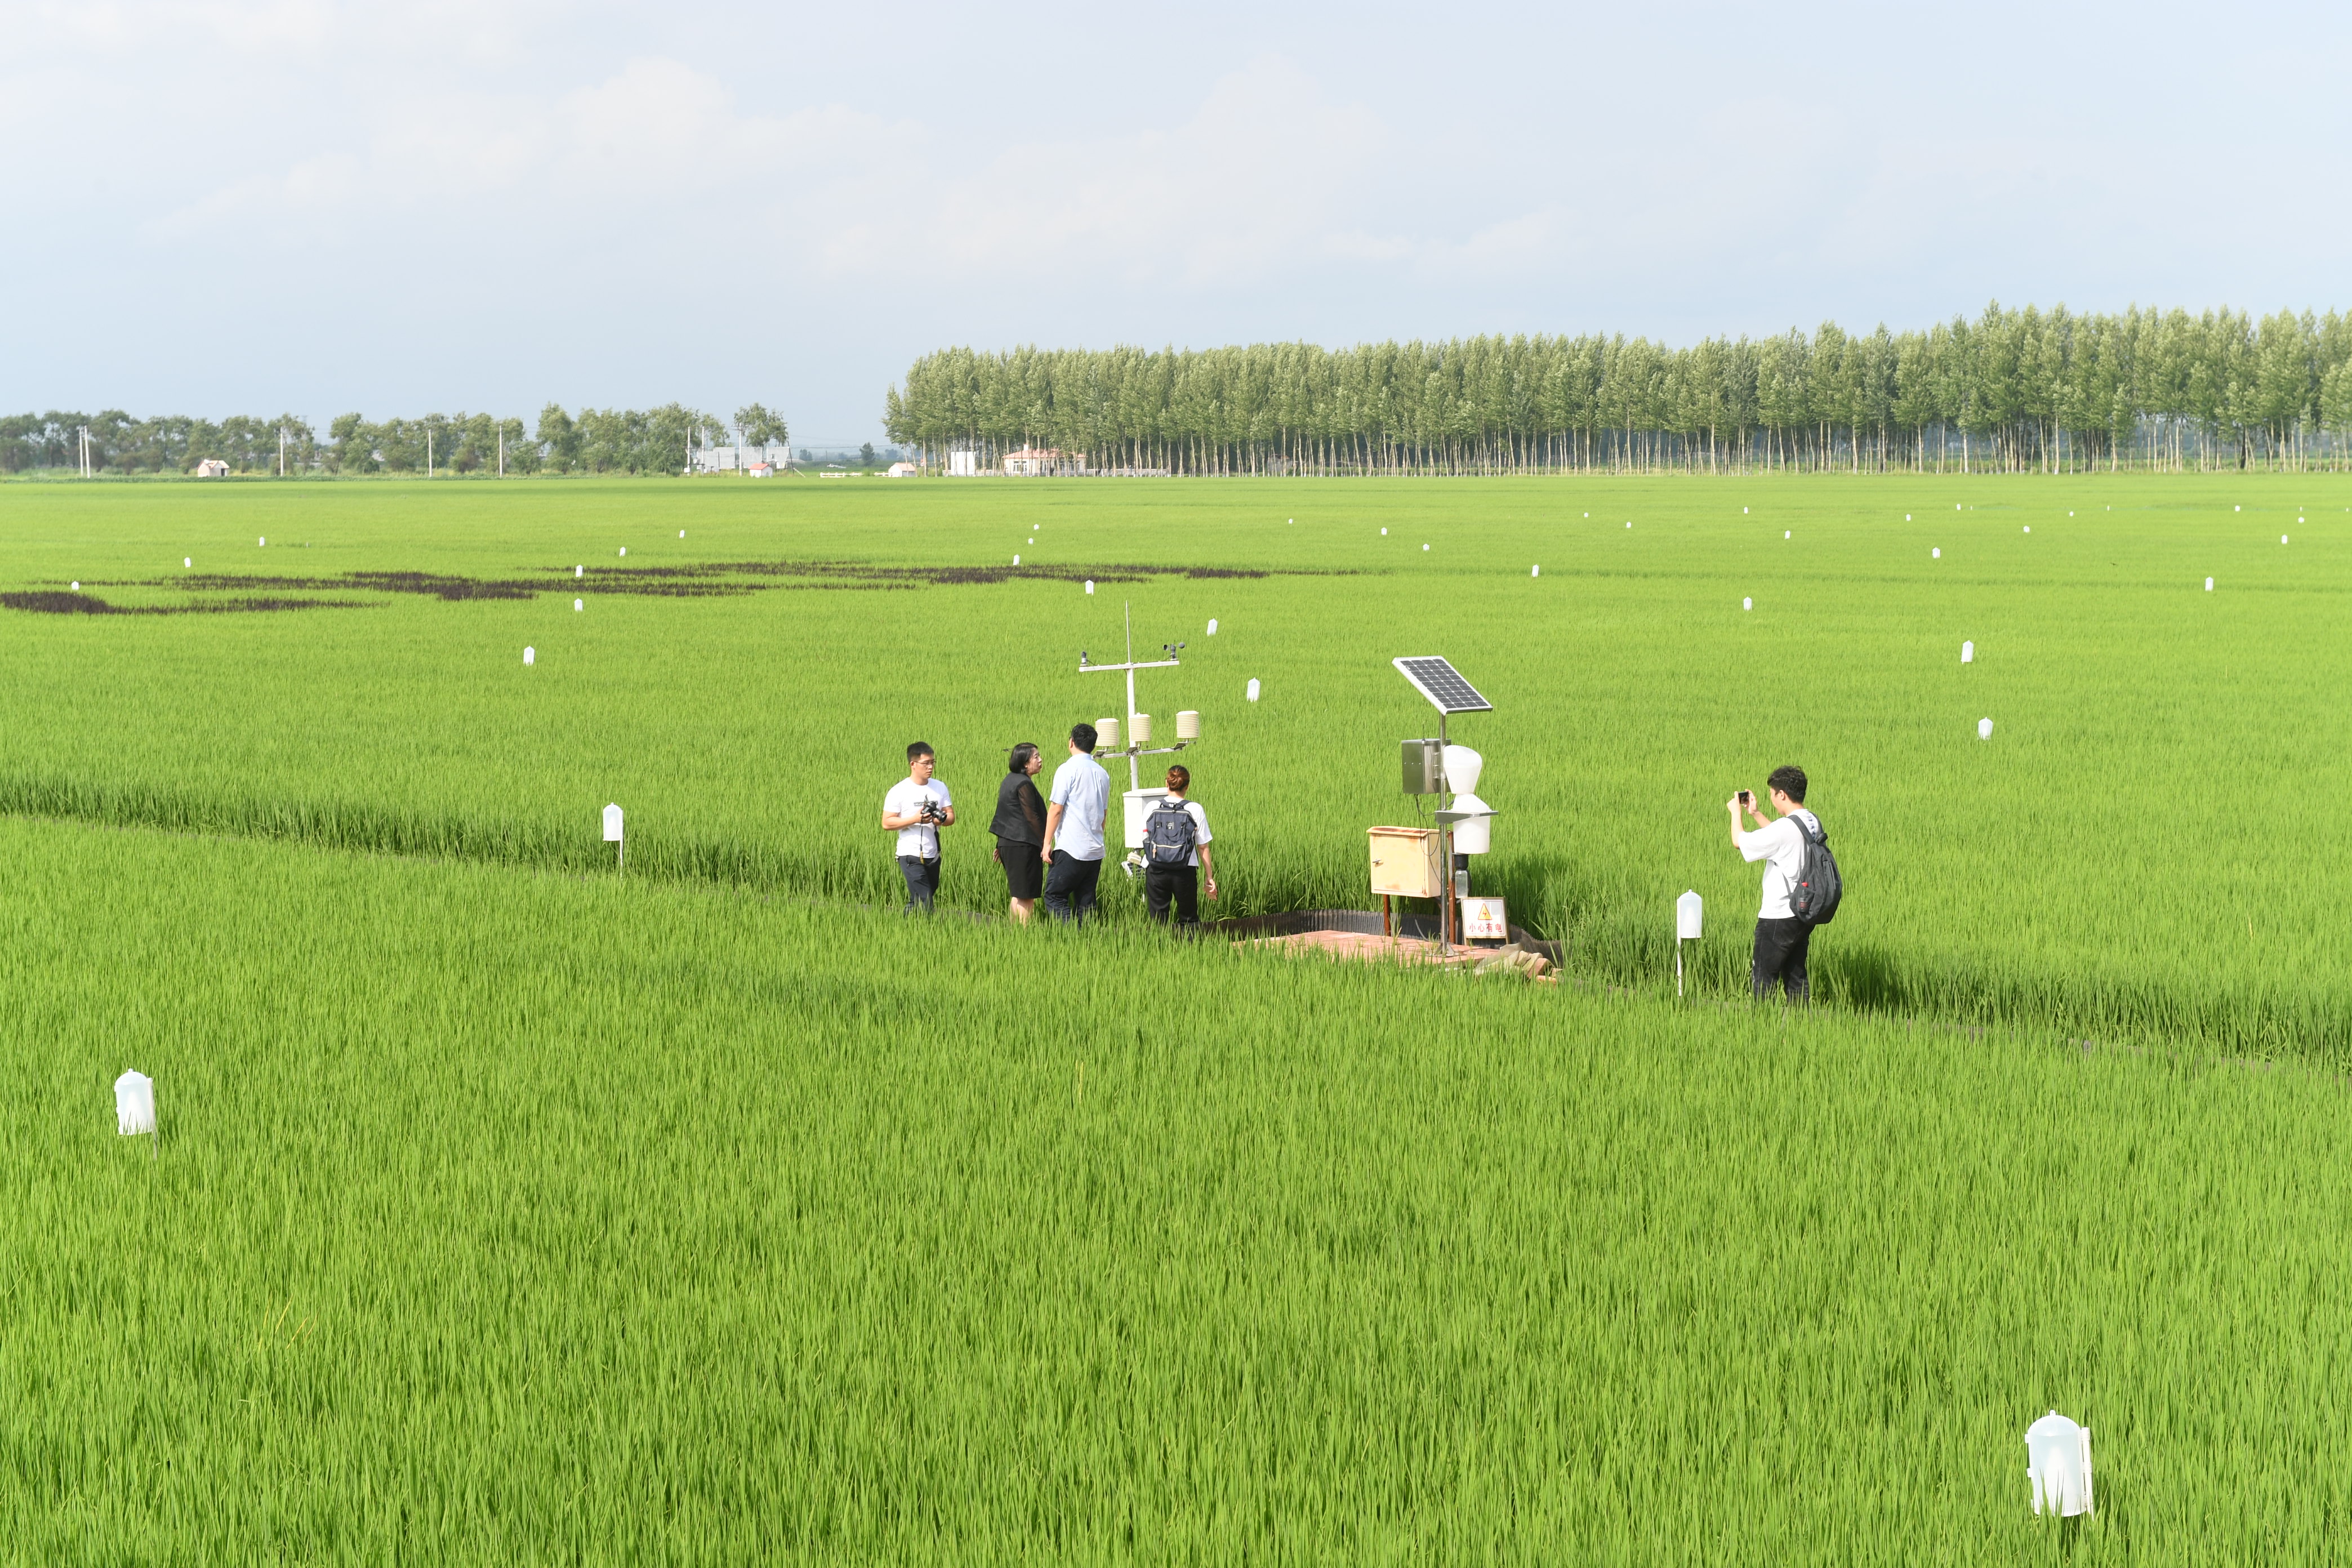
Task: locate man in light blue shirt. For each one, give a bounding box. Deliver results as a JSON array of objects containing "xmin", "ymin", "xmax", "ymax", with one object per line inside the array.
[{"xmin": 1040, "ymin": 722, "xmax": 1111, "ymax": 924}]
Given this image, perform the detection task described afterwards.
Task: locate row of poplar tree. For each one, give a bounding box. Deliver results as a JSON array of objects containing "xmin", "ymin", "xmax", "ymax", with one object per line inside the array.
[
  {"xmin": 0, "ymin": 404, "xmax": 790, "ymax": 476},
  {"xmin": 884, "ymin": 304, "xmax": 2352, "ymax": 475}
]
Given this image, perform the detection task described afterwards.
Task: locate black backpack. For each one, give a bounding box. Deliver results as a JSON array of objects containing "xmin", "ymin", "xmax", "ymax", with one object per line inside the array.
[
  {"xmin": 1790, "ymin": 815, "xmax": 1842, "ymax": 926},
  {"xmin": 1143, "ymin": 796, "xmax": 1199, "ymax": 867}
]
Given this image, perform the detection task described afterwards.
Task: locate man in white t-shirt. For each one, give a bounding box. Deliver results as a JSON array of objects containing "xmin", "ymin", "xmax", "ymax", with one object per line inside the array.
[
  {"xmin": 1040, "ymin": 722, "xmax": 1111, "ymax": 925},
  {"xmin": 1729, "ymin": 763, "xmax": 1820, "ymax": 1002},
  {"xmin": 880, "ymin": 741, "xmax": 954, "ymax": 913}
]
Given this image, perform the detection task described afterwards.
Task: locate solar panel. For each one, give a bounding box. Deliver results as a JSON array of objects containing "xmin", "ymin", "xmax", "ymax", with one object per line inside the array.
[{"xmin": 1392, "ymin": 656, "xmax": 1493, "ymax": 714}]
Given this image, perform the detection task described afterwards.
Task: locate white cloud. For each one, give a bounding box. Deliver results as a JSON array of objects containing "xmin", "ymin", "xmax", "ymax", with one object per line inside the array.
[
  {"xmin": 142, "ymin": 56, "xmax": 921, "ymax": 242},
  {"xmin": 822, "ymin": 58, "xmax": 1393, "ymax": 289}
]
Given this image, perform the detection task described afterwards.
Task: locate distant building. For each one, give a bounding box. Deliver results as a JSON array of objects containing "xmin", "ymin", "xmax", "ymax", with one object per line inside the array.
[
  {"xmin": 747, "ymin": 462, "xmax": 776, "ymax": 478},
  {"xmin": 1005, "ymin": 446, "xmax": 1084, "ymax": 476},
  {"xmin": 887, "ymin": 462, "xmax": 919, "ymax": 477},
  {"xmin": 194, "ymin": 458, "xmax": 230, "ymax": 478},
  {"xmin": 946, "ymin": 449, "xmax": 981, "ymax": 478},
  {"xmin": 689, "ymin": 443, "xmax": 791, "ymax": 475}
]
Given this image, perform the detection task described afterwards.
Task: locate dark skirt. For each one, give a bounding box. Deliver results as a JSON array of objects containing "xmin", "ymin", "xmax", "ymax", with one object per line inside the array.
[{"xmin": 998, "ymin": 839, "xmax": 1045, "ymax": 899}]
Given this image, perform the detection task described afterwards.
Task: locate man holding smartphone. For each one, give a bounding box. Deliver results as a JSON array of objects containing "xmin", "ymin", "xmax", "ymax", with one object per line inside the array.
[{"xmin": 1727, "ymin": 764, "xmax": 1821, "ymax": 1002}]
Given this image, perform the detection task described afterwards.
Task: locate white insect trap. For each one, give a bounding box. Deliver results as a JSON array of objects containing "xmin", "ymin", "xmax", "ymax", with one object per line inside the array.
[
  {"xmin": 2025, "ymin": 1411, "xmax": 2094, "ymax": 1517},
  {"xmin": 115, "ymin": 1070, "xmax": 157, "ymax": 1137},
  {"xmin": 603, "ymin": 802, "xmax": 624, "ymax": 870},
  {"xmin": 1677, "ymin": 889, "xmax": 1703, "ymax": 941},
  {"xmin": 1962, "ymin": 640, "xmax": 1975, "ymax": 663},
  {"xmin": 1676, "ymin": 890, "xmax": 1702, "ymax": 996}
]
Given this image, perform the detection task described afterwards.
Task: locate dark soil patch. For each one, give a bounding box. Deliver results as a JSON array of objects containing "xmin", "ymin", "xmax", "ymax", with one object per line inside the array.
[
  {"xmin": 558, "ymin": 560, "xmax": 1335, "ymax": 591},
  {"xmin": 3, "ymin": 591, "xmax": 363, "ymax": 616},
  {"xmin": 51, "ymin": 559, "xmax": 1358, "ymax": 612}
]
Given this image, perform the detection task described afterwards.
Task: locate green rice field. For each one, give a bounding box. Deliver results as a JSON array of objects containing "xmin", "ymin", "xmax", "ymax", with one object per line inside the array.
[{"xmin": 5, "ymin": 472, "xmax": 2351, "ymax": 1560}]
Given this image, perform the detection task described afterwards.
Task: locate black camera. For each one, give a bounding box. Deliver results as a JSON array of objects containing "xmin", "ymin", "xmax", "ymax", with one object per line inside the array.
[{"xmin": 917, "ymin": 798, "xmax": 950, "ymax": 825}]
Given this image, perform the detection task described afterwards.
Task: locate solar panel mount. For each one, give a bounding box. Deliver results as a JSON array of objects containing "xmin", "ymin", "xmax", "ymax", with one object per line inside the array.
[{"xmin": 1392, "ymin": 656, "xmax": 1493, "ymax": 714}]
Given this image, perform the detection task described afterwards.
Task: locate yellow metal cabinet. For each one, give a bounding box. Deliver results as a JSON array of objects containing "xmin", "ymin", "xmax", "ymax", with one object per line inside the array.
[{"xmin": 1367, "ymin": 826, "xmax": 1444, "ymax": 898}]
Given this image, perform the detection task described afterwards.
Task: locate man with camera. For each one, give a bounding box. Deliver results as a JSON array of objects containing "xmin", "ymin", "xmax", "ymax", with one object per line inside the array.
[
  {"xmin": 881, "ymin": 741, "xmax": 954, "ymax": 913},
  {"xmin": 1727, "ymin": 764, "xmax": 1825, "ymax": 1002}
]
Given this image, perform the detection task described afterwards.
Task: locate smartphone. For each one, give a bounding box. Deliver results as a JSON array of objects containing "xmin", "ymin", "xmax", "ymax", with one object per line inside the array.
[{"xmin": 1737, "ymin": 790, "xmax": 1753, "ymax": 805}]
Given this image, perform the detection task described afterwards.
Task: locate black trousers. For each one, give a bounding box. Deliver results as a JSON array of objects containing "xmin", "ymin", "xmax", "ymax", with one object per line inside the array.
[
  {"xmin": 1043, "ymin": 851, "xmax": 1103, "ymax": 924},
  {"xmin": 897, "ymin": 855, "xmax": 939, "ymax": 914},
  {"xmin": 1752, "ymin": 916, "xmax": 1812, "ymax": 1001},
  {"xmin": 1144, "ymin": 863, "xmax": 1199, "ymax": 926}
]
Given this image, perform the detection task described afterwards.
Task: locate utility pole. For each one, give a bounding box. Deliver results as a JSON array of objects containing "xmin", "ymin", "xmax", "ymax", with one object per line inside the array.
[{"xmin": 427, "ymin": 429, "xmax": 434, "ymax": 478}]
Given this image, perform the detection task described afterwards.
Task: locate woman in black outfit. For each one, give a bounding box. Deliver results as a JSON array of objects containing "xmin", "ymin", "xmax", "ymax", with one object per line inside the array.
[{"xmin": 990, "ymin": 742, "xmax": 1049, "ymax": 923}]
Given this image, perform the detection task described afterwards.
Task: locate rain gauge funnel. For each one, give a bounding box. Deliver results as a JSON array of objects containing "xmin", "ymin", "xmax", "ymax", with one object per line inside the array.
[
  {"xmin": 115, "ymin": 1071, "xmax": 156, "ymax": 1137},
  {"xmin": 2025, "ymin": 1411, "xmax": 2093, "ymax": 1517},
  {"xmin": 1441, "ymin": 745, "xmax": 1484, "ymax": 796},
  {"xmin": 1447, "ymin": 793, "xmax": 1494, "ymax": 854}
]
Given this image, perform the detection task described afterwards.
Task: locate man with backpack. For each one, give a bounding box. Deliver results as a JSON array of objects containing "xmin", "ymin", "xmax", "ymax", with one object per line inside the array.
[
  {"xmin": 1141, "ymin": 764, "xmax": 1217, "ymax": 929},
  {"xmin": 1727, "ymin": 764, "xmax": 1839, "ymax": 1003}
]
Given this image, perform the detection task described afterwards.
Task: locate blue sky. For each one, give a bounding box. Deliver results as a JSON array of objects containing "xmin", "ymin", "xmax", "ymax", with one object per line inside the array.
[{"xmin": 4, "ymin": 0, "xmax": 2347, "ymax": 442}]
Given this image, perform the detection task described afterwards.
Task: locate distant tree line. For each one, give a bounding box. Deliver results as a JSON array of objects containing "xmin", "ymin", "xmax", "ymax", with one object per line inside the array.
[
  {"xmin": 0, "ymin": 403, "xmax": 791, "ymax": 476},
  {"xmin": 0, "ymin": 412, "xmax": 319, "ymax": 474},
  {"xmin": 885, "ymin": 305, "xmax": 2352, "ymax": 475}
]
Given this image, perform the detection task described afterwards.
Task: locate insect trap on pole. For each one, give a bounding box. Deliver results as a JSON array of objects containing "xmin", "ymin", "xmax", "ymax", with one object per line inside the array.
[
  {"xmin": 1962, "ymin": 640, "xmax": 1974, "ymax": 663},
  {"xmin": 115, "ymin": 1070, "xmax": 157, "ymax": 1159},
  {"xmin": 1389, "ymin": 657, "xmax": 1497, "ymax": 955},
  {"xmin": 1676, "ymin": 890, "xmax": 1703, "ymax": 996},
  {"xmin": 1079, "ymin": 605, "xmax": 1204, "ymax": 874},
  {"xmin": 2025, "ymin": 1411, "xmax": 2094, "ymax": 1518},
  {"xmin": 603, "ymin": 803, "xmax": 625, "ymax": 871}
]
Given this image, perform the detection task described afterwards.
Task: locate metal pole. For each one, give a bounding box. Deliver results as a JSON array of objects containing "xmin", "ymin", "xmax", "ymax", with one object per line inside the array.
[
  {"xmin": 1677, "ymin": 939, "xmax": 1683, "ymax": 998},
  {"xmin": 1124, "ymin": 603, "xmax": 1139, "ymax": 791},
  {"xmin": 1438, "ymin": 824, "xmax": 1453, "ymax": 955}
]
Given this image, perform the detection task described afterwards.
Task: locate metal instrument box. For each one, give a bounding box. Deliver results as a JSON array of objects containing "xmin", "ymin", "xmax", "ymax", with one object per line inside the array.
[
  {"xmin": 1368, "ymin": 826, "xmax": 1444, "ymax": 898},
  {"xmin": 1401, "ymin": 738, "xmax": 1444, "ymax": 795}
]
